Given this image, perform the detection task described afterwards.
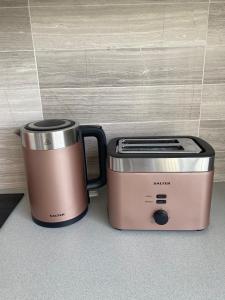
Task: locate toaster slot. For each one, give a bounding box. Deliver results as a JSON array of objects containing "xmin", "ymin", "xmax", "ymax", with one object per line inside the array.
[
  {"xmin": 117, "ymin": 138, "xmax": 203, "ymax": 154},
  {"xmin": 122, "ymin": 139, "xmax": 179, "ymax": 145},
  {"xmin": 122, "ymin": 145, "xmax": 184, "ymax": 152}
]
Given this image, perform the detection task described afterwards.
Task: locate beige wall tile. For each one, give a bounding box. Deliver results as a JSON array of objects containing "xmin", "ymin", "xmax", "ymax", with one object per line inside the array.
[
  {"xmin": 201, "ymin": 84, "xmax": 225, "ymax": 120},
  {"xmin": 0, "ymin": 51, "xmax": 38, "ymax": 89},
  {"xmin": 0, "ymin": 0, "xmax": 27, "ymax": 7},
  {"xmin": 208, "ymin": 3, "xmax": 225, "ymax": 46},
  {"xmin": 204, "ymin": 46, "xmax": 225, "ymax": 84},
  {"xmin": 31, "ymin": 3, "xmax": 208, "ymax": 50},
  {"xmin": 0, "ymin": 89, "xmax": 42, "ymax": 127},
  {"xmin": 210, "ymin": 1, "xmax": 225, "ymax": 3},
  {"xmin": 0, "ymin": 129, "xmax": 25, "ymax": 190},
  {"xmin": 200, "ymin": 119, "xmax": 225, "ymax": 151},
  {"xmin": 0, "ymin": 8, "xmax": 32, "ymax": 51},
  {"xmin": 42, "ymin": 85, "xmax": 201, "ymax": 122},
  {"xmin": 101, "ymin": 120, "xmax": 199, "ymax": 140},
  {"xmin": 215, "ymin": 152, "xmax": 225, "ymax": 182},
  {"xmin": 36, "ymin": 47, "xmax": 204, "ymax": 88}
]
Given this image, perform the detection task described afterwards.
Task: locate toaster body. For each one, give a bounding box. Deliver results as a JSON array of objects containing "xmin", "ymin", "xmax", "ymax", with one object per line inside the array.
[{"xmin": 107, "ymin": 136, "xmax": 215, "ymax": 230}]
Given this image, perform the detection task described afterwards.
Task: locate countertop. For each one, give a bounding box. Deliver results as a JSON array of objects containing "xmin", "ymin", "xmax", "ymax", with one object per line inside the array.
[{"xmin": 0, "ymin": 183, "xmax": 225, "ymax": 300}]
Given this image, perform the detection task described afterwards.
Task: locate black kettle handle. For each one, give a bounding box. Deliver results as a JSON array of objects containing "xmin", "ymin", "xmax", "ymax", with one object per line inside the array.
[{"xmin": 79, "ymin": 125, "xmax": 107, "ymax": 190}]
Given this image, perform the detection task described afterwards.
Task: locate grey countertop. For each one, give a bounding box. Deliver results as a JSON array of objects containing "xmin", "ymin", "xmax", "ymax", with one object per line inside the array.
[{"xmin": 0, "ymin": 183, "xmax": 225, "ymax": 300}]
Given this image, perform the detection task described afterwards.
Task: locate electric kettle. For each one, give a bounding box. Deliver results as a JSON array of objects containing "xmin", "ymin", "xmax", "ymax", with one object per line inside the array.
[{"xmin": 20, "ymin": 119, "xmax": 107, "ymax": 228}]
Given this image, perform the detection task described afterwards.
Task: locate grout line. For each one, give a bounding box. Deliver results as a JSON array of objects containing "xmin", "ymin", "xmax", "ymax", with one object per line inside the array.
[
  {"xmin": 19, "ymin": 32, "xmax": 208, "ymax": 37},
  {"xmin": 199, "ymin": 82, "xmax": 225, "ymax": 86},
  {"xmin": 0, "ymin": 84, "xmax": 203, "ymax": 92},
  {"xmin": 0, "ymin": 45, "xmax": 209, "ymax": 53},
  {"xmin": 198, "ymin": 0, "xmax": 211, "ymax": 137},
  {"xmin": 0, "ymin": 83, "xmax": 219, "ymax": 92},
  {"xmin": 27, "ymin": 0, "xmax": 43, "ymax": 119},
  {"xmin": 0, "ymin": 6, "xmax": 28, "ymax": 9},
  {"xmin": 97, "ymin": 120, "xmax": 200, "ymax": 125},
  {"xmin": 0, "ymin": 3, "xmax": 211, "ymax": 9},
  {"xmin": 19, "ymin": 2, "xmax": 211, "ymax": 8},
  {"xmin": 0, "ymin": 45, "xmax": 208, "ymax": 53},
  {"xmin": 37, "ymin": 84, "xmax": 202, "ymax": 90},
  {"xmin": 0, "ymin": 50, "xmax": 34, "ymax": 53},
  {"xmin": 197, "ymin": 118, "xmax": 225, "ymax": 121},
  {"xmin": 18, "ymin": 45, "xmax": 206, "ymax": 52},
  {"xmin": 0, "ymin": 120, "xmax": 202, "ymax": 125},
  {"xmin": 25, "ymin": 115, "xmax": 225, "ymax": 122},
  {"xmin": 0, "ymin": 1, "xmax": 221, "ymax": 9}
]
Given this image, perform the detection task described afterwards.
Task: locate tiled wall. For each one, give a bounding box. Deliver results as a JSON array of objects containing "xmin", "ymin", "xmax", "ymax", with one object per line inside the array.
[
  {"xmin": 0, "ymin": 0, "xmax": 224, "ymax": 190},
  {"xmin": 200, "ymin": 1, "xmax": 225, "ymax": 182},
  {"xmin": 0, "ymin": 2, "xmax": 42, "ymax": 190}
]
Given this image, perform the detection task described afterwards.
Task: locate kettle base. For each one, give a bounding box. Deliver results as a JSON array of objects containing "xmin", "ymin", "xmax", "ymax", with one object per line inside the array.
[{"xmin": 32, "ymin": 207, "xmax": 88, "ymax": 228}]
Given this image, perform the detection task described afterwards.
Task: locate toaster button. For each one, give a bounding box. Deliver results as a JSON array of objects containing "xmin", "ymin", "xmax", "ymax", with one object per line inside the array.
[
  {"xmin": 156, "ymin": 194, "xmax": 167, "ymax": 199},
  {"xmin": 153, "ymin": 210, "xmax": 169, "ymax": 225},
  {"xmin": 156, "ymin": 199, "xmax": 166, "ymax": 204}
]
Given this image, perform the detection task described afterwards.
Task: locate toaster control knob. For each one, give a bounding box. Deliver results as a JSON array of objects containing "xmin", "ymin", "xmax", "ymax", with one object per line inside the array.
[{"xmin": 153, "ymin": 210, "xmax": 168, "ymax": 225}]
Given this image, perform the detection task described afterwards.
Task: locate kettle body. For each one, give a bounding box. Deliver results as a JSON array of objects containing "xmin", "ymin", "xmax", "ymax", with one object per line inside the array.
[{"xmin": 21, "ymin": 119, "xmax": 106, "ymax": 227}]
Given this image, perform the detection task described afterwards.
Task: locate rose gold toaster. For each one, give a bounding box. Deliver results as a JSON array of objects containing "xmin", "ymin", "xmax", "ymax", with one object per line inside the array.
[
  {"xmin": 107, "ymin": 136, "xmax": 215, "ymax": 230},
  {"xmin": 21, "ymin": 119, "xmax": 106, "ymax": 228}
]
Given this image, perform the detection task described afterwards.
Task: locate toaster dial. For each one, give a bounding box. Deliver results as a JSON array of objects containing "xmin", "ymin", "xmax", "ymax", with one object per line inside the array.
[{"xmin": 153, "ymin": 210, "xmax": 169, "ymax": 225}]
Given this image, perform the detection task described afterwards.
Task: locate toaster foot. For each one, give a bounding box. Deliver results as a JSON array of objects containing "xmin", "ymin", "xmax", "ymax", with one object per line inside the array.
[{"xmin": 32, "ymin": 207, "xmax": 88, "ymax": 228}]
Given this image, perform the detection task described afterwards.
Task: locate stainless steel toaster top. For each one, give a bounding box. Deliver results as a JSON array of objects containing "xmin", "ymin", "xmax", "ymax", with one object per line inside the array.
[
  {"xmin": 108, "ymin": 136, "xmax": 215, "ymax": 173},
  {"xmin": 117, "ymin": 138, "xmax": 202, "ymax": 154}
]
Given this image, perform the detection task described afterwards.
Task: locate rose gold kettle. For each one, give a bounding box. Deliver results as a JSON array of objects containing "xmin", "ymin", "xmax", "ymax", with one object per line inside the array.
[{"xmin": 20, "ymin": 119, "xmax": 106, "ymax": 228}]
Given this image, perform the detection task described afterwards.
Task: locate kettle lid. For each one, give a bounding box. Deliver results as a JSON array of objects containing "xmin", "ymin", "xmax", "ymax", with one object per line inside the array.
[
  {"xmin": 25, "ymin": 119, "xmax": 76, "ymax": 132},
  {"xmin": 21, "ymin": 119, "xmax": 79, "ymax": 150}
]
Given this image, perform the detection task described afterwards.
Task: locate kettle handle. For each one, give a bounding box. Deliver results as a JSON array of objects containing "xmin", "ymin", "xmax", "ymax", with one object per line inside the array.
[{"xmin": 79, "ymin": 125, "xmax": 107, "ymax": 190}]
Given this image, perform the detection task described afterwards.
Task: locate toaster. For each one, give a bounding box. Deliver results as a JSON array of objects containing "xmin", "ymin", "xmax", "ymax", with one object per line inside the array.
[{"xmin": 107, "ymin": 136, "xmax": 215, "ymax": 230}]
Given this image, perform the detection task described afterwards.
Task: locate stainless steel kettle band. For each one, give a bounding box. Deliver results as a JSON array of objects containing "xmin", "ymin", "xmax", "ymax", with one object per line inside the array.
[
  {"xmin": 109, "ymin": 157, "xmax": 214, "ymax": 173},
  {"xmin": 21, "ymin": 124, "xmax": 79, "ymax": 150}
]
